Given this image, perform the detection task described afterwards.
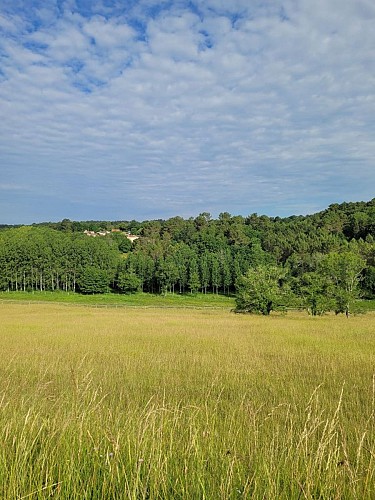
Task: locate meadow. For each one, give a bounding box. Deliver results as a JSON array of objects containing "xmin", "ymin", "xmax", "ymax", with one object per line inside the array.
[
  {"xmin": 0, "ymin": 302, "xmax": 374, "ymax": 499},
  {"xmin": 0, "ymin": 290, "xmax": 235, "ymax": 309}
]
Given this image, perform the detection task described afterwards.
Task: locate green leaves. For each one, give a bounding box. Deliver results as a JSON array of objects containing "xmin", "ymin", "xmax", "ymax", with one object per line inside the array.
[
  {"xmin": 116, "ymin": 271, "xmax": 141, "ymax": 294},
  {"xmin": 1, "ymin": 198, "xmax": 374, "ymax": 302},
  {"xmin": 295, "ymin": 251, "xmax": 366, "ymax": 316},
  {"xmin": 296, "ymin": 271, "xmax": 334, "ymax": 316},
  {"xmin": 0, "ymin": 227, "xmax": 119, "ymax": 293},
  {"xmin": 77, "ymin": 266, "xmax": 110, "ymax": 294},
  {"xmin": 319, "ymin": 251, "xmax": 365, "ymax": 315},
  {"xmin": 235, "ymin": 265, "xmax": 287, "ymax": 315}
]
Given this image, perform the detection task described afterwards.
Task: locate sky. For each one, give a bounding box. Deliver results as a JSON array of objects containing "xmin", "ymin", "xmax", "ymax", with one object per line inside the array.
[{"xmin": 0, "ymin": 0, "xmax": 374, "ymax": 224}]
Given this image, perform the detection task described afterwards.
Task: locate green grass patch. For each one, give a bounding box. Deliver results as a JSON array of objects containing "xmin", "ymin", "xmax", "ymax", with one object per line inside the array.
[
  {"xmin": 0, "ymin": 303, "xmax": 374, "ymax": 498},
  {"xmin": 357, "ymin": 298, "xmax": 375, "ymax": 311},
  {"xmin": 2, "ymin": 291, "xmax": 374, "ymax": 313},
  {"xmin": 0, "ymin": 290, "xmax": 235, "ymax": 309}
]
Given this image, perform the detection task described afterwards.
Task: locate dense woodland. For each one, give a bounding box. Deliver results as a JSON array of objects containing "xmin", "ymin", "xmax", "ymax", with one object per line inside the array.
[{"xmin": 0, "ymin": 199, "xmax": 374, "ymax": 314}]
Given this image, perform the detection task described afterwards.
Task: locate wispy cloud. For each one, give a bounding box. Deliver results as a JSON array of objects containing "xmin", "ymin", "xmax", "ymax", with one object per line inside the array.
[{"xmin": 0, "ymin": 0, "xmax": 374, "ymax": 223}]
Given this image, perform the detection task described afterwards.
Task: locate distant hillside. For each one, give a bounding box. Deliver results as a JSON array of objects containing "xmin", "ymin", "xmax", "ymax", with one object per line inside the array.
[
  {"xmin": 1, "ymin": 198, "xmax": 374, "ymax": 302},
  {"xmin": 2, "ymin": 197, "xmax": 373, "ymax": 238}
]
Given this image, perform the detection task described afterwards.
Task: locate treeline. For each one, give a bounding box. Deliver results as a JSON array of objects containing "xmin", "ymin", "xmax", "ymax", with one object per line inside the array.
[
  {"xmin": 0, "ymin": 227, "xmax": 119, "ymax": 293},
  {"xmin": 0, "ymin": 199, "xmax": 374, "ymax": 310}
]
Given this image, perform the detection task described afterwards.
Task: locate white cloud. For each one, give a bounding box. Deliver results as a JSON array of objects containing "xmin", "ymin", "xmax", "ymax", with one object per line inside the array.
[{"xmin": 0, "ymin": 0, "xmax": 374, "ymax": 223}]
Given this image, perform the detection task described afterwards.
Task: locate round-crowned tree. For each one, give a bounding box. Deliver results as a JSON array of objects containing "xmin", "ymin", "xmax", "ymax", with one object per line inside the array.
[
  {"xmin": 77, "ymin": 266, "xmax": 109, "ymax": 294},
  {"xmin": 235, "ymin": 265, "xmax": 286, "ymax": 315},
  {"xmin": 116, "ymin": 271, "xmax": 141, "ymax": 294}
]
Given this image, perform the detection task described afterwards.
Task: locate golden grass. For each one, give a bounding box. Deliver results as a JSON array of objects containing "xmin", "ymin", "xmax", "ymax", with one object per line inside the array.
[{"xmin": 0, "ymin": 303, "xmax": 374, "ymax": 499}]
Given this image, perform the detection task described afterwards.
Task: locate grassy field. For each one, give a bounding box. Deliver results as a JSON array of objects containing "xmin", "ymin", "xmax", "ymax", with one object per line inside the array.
[
  {"xmin": 1, "ymin": 290, "xmax": 374, "ymax": 312},
  {"xmin": 0, "ymin": 290, "xmax": 235, "ymax": 309},
  {"xmin": 0, "ymin": 303, "xmax": 374, "ymax": 499}
]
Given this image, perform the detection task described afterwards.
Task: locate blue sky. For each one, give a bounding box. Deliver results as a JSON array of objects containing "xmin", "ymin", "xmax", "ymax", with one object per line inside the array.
[{"xmin": 0, "ymin": 0, "xmax": 374, "ymax": 224}]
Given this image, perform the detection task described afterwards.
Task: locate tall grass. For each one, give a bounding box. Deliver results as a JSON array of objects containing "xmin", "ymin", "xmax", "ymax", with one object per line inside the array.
[{"xmin": 0, "ymin": 304, "xmax": 374, "ymax": 498}]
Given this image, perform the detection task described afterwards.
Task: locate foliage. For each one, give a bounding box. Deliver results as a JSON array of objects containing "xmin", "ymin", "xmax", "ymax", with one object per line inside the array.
[
  {"xmin": 319, "ymin": 251, "xmax": 365, "ymax": 316},
  {"xmin": 235, "ymin": 265, "xmax": 287, "ymax": 314},
  {"xmin": 0, "ymin": 199, "xmax": 374, "ymax": 308},
  {"xmin": 362, "ymin": 265, "xmax": 375, "ymax": 298},
  {"xmin": 0, "ymin": 227, "xmax": 118, "ymax": 293},
  {"xmin": 296, "ymin": 271, "xmax": 334, "ymax": 316},
  {"xmin": 111, "ymin": 232, "xmax": 133, "ymax": 253},
  {"xmin": 77, "ymin": 266, "xmax": 110, "ymax": 294},
  {"xmin": 115, "ymin": 270, "xmax": 142, "ymax": 294}
]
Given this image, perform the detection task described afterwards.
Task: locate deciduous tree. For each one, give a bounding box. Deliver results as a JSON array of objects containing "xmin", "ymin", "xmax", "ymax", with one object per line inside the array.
[{"xmin": 235, "ymin": 265, "xmax": 286, "ymax": 315}]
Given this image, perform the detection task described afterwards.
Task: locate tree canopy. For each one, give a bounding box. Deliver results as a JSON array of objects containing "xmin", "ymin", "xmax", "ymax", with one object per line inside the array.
[{"xmin": 0, "ymin": 198, "xmax": 374, "ymax": 315}]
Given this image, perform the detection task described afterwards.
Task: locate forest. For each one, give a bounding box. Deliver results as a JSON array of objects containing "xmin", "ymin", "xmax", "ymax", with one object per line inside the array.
[{"xmin": 0, "ymin": 199, "xmax": 374, "ymax": 315}]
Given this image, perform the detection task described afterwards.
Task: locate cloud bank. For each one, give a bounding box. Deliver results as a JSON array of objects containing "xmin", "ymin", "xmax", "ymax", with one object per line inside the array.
[{"xmin": 0, "ymin": 0, "xmax": 374, "ymax": 223}]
